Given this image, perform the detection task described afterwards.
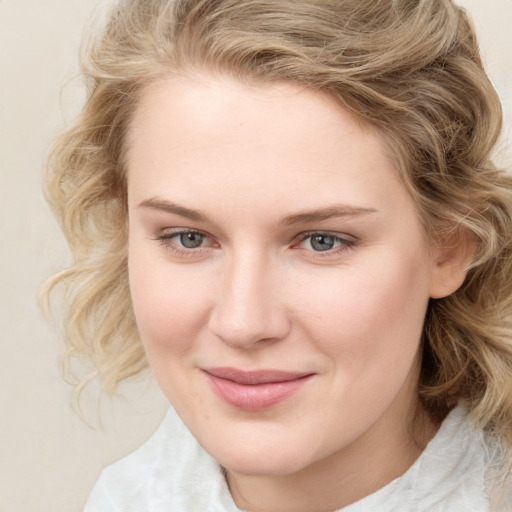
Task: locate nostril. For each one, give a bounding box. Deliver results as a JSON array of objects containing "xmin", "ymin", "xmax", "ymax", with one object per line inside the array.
[{"xmin": 207, "ymin": 302, "xmax": 291, "ymax": 349}]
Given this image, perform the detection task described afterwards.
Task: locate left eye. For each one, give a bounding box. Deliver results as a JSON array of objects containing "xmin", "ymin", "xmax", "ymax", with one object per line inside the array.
[{"xmin": 299, "ymin": 233, "xmax": 351, "ymax": 252}]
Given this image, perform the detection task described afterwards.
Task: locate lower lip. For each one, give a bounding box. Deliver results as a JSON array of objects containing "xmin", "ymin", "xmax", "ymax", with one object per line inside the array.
[{"xmin": 205, "ymin": 373, "xmax": 313, "ymax": 411}]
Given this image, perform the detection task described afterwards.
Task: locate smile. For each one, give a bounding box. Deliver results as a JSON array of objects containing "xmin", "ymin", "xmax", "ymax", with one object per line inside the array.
[{"xmin": 203, "ymin": 367, "xmax": 314, "ymax": 411}]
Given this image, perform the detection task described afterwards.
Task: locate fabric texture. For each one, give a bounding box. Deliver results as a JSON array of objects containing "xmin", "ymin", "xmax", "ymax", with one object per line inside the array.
[{"xmin": 83, "ymin": 405, "xmax": 507, "ymax": 511}]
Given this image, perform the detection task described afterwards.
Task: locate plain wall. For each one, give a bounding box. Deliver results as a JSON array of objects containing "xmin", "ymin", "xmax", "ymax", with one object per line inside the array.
[{"xmin": 0, "ymin": 1, "xmax": 510, "ymax": 511}]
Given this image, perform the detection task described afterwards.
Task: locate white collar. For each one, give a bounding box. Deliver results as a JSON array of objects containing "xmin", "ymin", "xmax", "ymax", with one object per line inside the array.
[
  {"xmin": 86, "ymin": 405, "xmax": 496, "ymax": 511},
  {"xmin": 151, "ymin": 406, "xmax": 489, "ymax": 511}
]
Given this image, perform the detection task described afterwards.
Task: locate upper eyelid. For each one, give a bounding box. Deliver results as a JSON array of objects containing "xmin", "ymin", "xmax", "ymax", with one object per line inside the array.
[
  {"xmin": 157, "ymin": 227, "xmax": 210, "ymax": 238},
  {"xmin": 154, "ymin": 228, "xmax": 357, "ymax": 248},
  {"xmin": 156, "ymin": 228, "xmax": 354, "ymax": 238},
  {"xmin": 155, "ymin": 228, "xmax": 355, "ymax": 239},
  {"xmin": 155, "ymin": 228, "xmax": 212, "ymax": 245},
  {"xmin": 294, "ymin": 230, "xmax": 356, "ymax": 242}
]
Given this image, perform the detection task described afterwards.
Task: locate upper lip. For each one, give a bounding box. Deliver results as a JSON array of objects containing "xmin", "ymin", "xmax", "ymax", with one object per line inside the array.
[{"xmin": 203, "ymin": 367, "xmax": 314, "ymax": 385}]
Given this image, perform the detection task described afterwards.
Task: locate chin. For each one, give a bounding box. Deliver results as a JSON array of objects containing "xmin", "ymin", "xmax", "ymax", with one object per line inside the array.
[
  {"xmin": 223, "ymin": 456, "xmax": 309, "ymax": 478},
  {"xmin": 207, "ymin": 435, "xmax": 315, "ymax": 477}
]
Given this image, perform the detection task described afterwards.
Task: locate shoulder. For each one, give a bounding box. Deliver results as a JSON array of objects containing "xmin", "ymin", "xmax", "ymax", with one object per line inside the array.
[
  {"xmin": 83, "ymin": 410, "xmax": 173, "ymax": 512},
  {"xmin": 83, "ymin": 407, "xmax": 236, "ymax": 512},
  {"xmin": 412, "ymin": 406, "xmax": 512, "ymax": 512},
  {"xmin": 482, "ymin": 424, "xmax": 512, "ymax": 512},
  {"xmin": 343, "ymin": 406, "xmax": 493, "ymax": 512}
]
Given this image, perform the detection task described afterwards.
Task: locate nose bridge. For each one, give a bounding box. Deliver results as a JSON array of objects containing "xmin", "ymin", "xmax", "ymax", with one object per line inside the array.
[{"xmin": 208, "ymin": 245, "xmax": 289, "ymax": 348}]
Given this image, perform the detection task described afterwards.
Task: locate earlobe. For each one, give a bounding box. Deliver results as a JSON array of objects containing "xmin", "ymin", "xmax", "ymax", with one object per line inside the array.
[{"xmin": 429, "ymin": 228, "xmax": 477, "ymax": 299}]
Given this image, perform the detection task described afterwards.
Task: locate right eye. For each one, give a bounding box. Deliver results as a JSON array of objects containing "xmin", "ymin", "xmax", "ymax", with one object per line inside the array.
[
  {"xmin": 155, "ymin": 229, "xmax": 216, "ymax": 256},
  {"xmin": 174, "ymin": 231, "xmax": 207, "ymax": 249}
]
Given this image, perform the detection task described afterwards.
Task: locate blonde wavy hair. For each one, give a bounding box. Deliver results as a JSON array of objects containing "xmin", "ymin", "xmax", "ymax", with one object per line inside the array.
[{"xmin": 44, "ymin": 0, "xmax": 512, "ymax": 447}]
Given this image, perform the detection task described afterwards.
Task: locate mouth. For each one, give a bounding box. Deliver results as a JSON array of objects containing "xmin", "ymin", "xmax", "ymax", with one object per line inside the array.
[{"xmin": 202, "ymin": 367, "xmax": 314, "ymax": 411}]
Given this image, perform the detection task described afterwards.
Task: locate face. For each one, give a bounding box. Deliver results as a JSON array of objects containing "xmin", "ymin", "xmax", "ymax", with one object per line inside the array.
[{"xmin": 127, "ymin": 73, "xmax": 445, "ymax": 483}]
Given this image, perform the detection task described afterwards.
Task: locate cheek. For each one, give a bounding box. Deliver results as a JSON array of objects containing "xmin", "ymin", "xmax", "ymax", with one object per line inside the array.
[
  {"xmin": 128, "ymin": 251, "xmax": 216, "ymax": 411},
  {"xmin": 128, "ymin": 245, "xmax": 210, "ymax": 357},
  {"xmin": 294, "ymin": 247, "xmax": 431, "ymax": 368}
]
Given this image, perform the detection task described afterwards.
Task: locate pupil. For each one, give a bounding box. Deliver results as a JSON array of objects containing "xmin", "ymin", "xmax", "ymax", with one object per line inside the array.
[
  {"xmin": 180, "ymin": 232, "xmax": 204, "ymax": 249},
  {"xmin": 311, "ymin": 235, "xmax": 335, "ymax": 251}
]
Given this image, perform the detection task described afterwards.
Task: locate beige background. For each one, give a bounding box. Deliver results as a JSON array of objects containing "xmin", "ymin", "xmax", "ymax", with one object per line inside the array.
[{"xmin": 1, "ymin": 1, "xmax": 511, "ymax": 511}]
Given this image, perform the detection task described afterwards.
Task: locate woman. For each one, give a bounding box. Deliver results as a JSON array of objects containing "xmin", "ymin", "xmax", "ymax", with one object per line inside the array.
[{"xmin": 44, "ymin": 0, "xmax": 512, "ymax": 510}]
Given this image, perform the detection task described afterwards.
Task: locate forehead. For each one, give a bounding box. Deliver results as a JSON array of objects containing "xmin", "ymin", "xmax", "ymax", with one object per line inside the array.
[
  {"xmin": 125, "ymin": 73, "xmax": 410, "ymax": 221},
  {"xmin": 127, "ymin": 72, "xmax": 381, "ymax": 156}
]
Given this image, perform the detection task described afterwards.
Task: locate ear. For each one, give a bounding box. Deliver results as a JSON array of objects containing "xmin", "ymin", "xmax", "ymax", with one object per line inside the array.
[{"xmin": 429, "ymin": 227, "xmax": 477, "ymax": 299}]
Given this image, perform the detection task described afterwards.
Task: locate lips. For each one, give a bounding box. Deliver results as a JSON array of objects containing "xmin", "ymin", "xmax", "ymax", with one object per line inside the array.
[{"xmin": 203, "ymin": 367, "xmax": 314, "ymax": 411}]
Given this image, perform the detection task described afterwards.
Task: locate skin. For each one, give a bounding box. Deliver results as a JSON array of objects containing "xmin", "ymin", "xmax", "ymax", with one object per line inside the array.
[{"xmin": 126, "ymin": 73, "xmax": 470, "ymax": 512}]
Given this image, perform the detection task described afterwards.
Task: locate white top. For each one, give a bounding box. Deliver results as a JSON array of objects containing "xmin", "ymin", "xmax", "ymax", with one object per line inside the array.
[{"xmin": 83, "ymin": 405, "xmax": 509, "ymax": 511}]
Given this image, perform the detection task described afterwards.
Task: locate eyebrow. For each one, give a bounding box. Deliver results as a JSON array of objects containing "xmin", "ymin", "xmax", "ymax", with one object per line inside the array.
[
  {"xmin": 138, "ymin": 197, "xmax": 377, "ymax": 225},
  {"xmin": 279, "ymin": 205, "xmax": 377, "ymax": 226},
  {"xmin": 138, "ymin": 198, "xmax": 208, "ymax": 222}
]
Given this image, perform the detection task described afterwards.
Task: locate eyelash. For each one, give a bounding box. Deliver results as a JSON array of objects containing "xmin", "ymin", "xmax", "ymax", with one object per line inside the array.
[
  {"xmin": 155, "ymin": 229, "xmax": 214, "ymax": 257},
  {"xmin": 154, "ymin": 229, "xmax": 356, "ymax": 258},
  {"xmin": 295, "ymin": 231, "xmax": 356, "ymax": 257}
]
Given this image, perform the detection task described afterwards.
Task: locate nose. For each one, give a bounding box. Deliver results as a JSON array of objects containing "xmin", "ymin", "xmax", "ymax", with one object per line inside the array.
[{"xmin": 207, "ymin": 250, "xmax": 291, "ymax": 349}]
